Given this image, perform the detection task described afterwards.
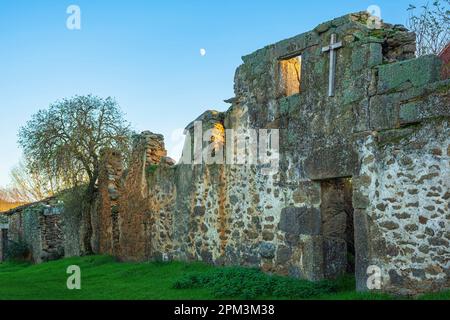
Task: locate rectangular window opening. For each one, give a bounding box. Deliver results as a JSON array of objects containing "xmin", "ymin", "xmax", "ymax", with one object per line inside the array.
[{"xmin": 279, "ymin": 55, "xmax": 302, "ymax": 96}]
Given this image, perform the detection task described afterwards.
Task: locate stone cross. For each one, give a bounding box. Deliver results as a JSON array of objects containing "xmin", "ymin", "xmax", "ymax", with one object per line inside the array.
[{"xmin": 322, "ymin": 34, "xmax": 343, "ymax": 97}]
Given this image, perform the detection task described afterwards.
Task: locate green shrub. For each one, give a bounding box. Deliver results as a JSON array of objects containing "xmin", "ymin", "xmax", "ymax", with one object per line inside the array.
[
  {"xmin": 5, "ymin": 240, "xmax": 30, "ymax": 261},
  {"xmin": 173, "ymin": 266, "xmax": 340, "ymax": 299}
]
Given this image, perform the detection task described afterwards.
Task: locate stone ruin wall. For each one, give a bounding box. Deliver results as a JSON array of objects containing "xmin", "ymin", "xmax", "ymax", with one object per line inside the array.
[
  {"xmin": 355, "ymin": 120, "xmax": 449, "ymax": 294},
  {"xmin": 0, "ymin": 198, "xmax": 64, "ymax": 263},
  {"xmin": 0, "ymin": 13, "xmax": 448, "ymax": 296},
  {"xmin": 91, "ymin": 13, "xmax": 450, "ymax": 295},
  {"xmin": 352, "ymin": 65, "xmax": 450, "ymax": 294}
]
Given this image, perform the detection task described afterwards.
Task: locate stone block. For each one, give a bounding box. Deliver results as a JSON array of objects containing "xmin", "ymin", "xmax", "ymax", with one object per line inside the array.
[
  {"xmin": 368, "ymin": 43, "xmax": 383, "ymax": 67},
  {"xmin": 353, "ymin": 189, "xmax": 370, "ymax": 209},
  {"xmin": 377, "ymin": 55, "xmax": 442, "ymax": 94},
  {"xmin": 274, "ymin": 31, "xmax": 320, "ymax": 59},
  {"xmin": 376, "ymin": 127, "xmax": 416, "ymax": 146},
  {"xmin": 298, "ymin": 235, "xmax": 324, "ymax": 281},
  {"xmin": 397, "ymin": 83, "xmax": 450, "ymax": 125},
  {"xmin": 259, "ymin": 242, "xmax": 276, "ymax": 259},
  {"xmin": 279, "ymin": 206, "xmax": 321, "ymax": 236},
  {"xmin": 351, "ymin": 46, "xmax": 367, "ymax": 72},
  {"xmin": 353, "ymin": 209, "xmax": 370, "ymax": 292},
  {"xmin": 323, "ymin": 237, "xmax": 347, "ymax": 279},
  {"xmin": 292, "ymin": 181, "xmax": 321, "ymax": 206},
  {"xmin": 276, "ymin": 245, "xmax": 292, "ymax": 264},
  {"xmin": 369, "ymin": 94, "xmax": 399, "ymax": 130},
  {"xmin": 399, "ymin": 102, "xmax": 420, "ymax": 124},
  {"xmin": 304, "ymin": 145, "xmax": 358, "ymax": 180},
  {"xmin": 353, "ymin": 99, "xmax": 370, "ymax": 133},
  {"xmin": 342, "ymin": 77, "xmax": 366, "ymax": 105},
  {"xmin": 193, "ymin": 206, "xmax": 205, "ymax": 216}
]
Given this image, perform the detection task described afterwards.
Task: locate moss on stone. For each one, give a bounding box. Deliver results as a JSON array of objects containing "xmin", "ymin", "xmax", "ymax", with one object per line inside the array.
[
  {"xmin": 146, "ymin": 164, "xmax": 158, "ymax": 175},
  {"xmin": 377, "ymin": 125, "xmax": 421, "ymax": 146}
]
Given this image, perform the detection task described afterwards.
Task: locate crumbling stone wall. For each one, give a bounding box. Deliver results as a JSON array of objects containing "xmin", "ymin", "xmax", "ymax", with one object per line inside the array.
[
  {"xmin": 354, "ymin": 120, "xmax": 449, "ymax": 295},
  {"xmin": 2, "ymin": 12, "xmax": 448, "ymax": 296},
  {"xmin": 89, "ymin": 13, "xmax": 449, "ymax": 296},
  {"xmin": 353, "ymin": 70, "xmax": 449, "ymax": 294},
  {"xmin": 0, "ymin": 198, "xmax": 64, "ymax": 263},
  {"xmin": 117, "ymin": 132, "xmax": 172, "ymax": 261},
  {"xmin": 91, "ymin": 132, "xmax": 176, "ymax": 261},
  {"xmin": 61, "ymin": 202, "xmax": 82, "ymax": 258},
  {"xmin": 92, "ymin": 148, "xmax": 123, "ymax": 256}
]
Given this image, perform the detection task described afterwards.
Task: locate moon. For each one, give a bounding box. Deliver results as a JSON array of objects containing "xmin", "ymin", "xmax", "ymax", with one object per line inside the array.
[{"xmin": 200, "ymin": 48, "xmax": 206, "ymax": 56}]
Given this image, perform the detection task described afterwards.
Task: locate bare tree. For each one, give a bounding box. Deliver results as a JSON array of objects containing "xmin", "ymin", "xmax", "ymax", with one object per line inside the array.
[
  {"xmin": 407, "ymin": 0, "xmax": 450, "ymax": 56},
  {"xmin": 9, "ymin": 159, "xmax": 55, "ymax": 202},
  {"xmin": 0, "ymin": 187, "xmax": 27, "ymax": 211}
]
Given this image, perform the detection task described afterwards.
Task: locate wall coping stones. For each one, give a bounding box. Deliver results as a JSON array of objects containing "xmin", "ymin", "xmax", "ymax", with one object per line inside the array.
[
  {"xmin": 242, "ymin": 12, "xmax": 373, "ymax": 65},
  {"xmin": 376, "ymin": 55, "xmax": 443, "ymax": 94},
  {"xmin": 185, "ymin": 110, "xmax": 224, "ymax": 131}
]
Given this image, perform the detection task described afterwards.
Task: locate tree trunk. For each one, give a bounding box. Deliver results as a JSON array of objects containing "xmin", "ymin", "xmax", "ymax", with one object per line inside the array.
[{"xmin": 80, "ymin": 171, "xmax": 98, "ymax": 255}]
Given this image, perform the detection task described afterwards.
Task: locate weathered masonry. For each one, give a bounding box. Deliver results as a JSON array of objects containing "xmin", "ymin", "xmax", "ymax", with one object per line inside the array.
[
  {"xmin": 92, "ymin": 12, "xmax": 450, "ymax": 295},
  {"xmin": 0, "ymin": 217, "xmax": 8, "ymax": 262},
  {"xmin": 1, "ymin": 12, "xmax": 449, "ymax": 296},
  {"xmin": 0, "ymin": 197, "xmax": 64, "ymax": 263}
]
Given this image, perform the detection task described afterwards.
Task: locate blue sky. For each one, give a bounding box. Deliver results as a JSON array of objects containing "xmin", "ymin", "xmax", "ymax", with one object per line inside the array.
[{"xmin": 0, "ymin": 0, "xmax": 422, "ymax": 187}]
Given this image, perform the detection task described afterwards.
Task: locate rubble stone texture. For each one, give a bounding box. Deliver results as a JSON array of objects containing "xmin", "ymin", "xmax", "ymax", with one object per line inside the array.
[
  {"xmin": 0, "ymin": 198, "xmax": 64, "ymax": 263},
  {"xmin": 0, "ymin": 12, "xmax": 449, "ymax": 296}
]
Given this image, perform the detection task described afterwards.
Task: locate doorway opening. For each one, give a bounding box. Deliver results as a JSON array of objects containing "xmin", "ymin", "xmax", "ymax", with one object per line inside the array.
[{"xmin": 320, "ymin": 178, "xmax": 355, "ymax": 278}]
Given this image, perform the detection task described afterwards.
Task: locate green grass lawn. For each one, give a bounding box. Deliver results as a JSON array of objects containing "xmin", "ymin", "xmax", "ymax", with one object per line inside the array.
[{"xmin": 0, "ymin": 256, "xmax": 448, "ymax": 300}]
